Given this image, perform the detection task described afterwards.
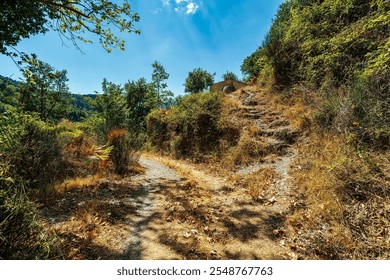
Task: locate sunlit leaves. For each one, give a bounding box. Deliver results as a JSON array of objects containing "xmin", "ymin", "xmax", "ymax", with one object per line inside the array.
[
  {"xmin": 0, "ymin": 0, "xmax": 140, "ymax": 54},
  {"xmin": 242, "ymin": 0, "xmax": 390, "ymax": 88},
  {"xmin": 0, "ymin": 0, "xmax": 47, "ymax": 54}
]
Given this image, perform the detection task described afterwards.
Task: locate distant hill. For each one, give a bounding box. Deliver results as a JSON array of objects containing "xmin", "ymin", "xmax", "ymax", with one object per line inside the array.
[
  {"xmin": 0, "ymin": 74, "xmax": 97, "ymax": 121},
  {"xmin": 67, "ymin": 94, "xmax": 97, "ymax": 122},
  {"xmin": 72, "ymin": 93, "xmax": 96, "ymax": 111}
]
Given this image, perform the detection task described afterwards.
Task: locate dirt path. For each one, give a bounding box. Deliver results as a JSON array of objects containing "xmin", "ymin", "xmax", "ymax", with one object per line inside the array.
[
  {"xmin": 44, "ymin": 153, "xmax": 296, "ymax": 259},
  {"xmin": 147, "ymin": 153, "xmax": 296, "ymax": 260},
  {"xmin": 43, "ymin": 87, "xmax": 298, "ymax": 260},
  {"xmin": 117, "ymin": 156, "xmax": 183, "ymax": 259}
]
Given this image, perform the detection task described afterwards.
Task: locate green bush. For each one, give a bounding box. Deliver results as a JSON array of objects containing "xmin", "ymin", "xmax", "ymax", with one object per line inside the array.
[
  {"xmin": 349, "ymin": 73, "xmax": 390, "ymax": 149},
  {"xmin": 81, "ymin": 113, "xmax": 107, "ymax": 144},
  {"xmin": 16, "ymin": 120, "xmax": 65, "ymax": 191},
  {"xmin": 314, "ymin": 72, "xmax": 389, "ymax": 150},
  {"xmin": 146, "ymin": 108, "xmax": 170, "ymax": 152},
  {"xmin": 146, "ymin": 92, "xmax": 239, "ymax": 161},
  {"xmin": 243, "ymin": 0, "xmax": 390, "ymax": 89},
  {"xmin": 242, "ymin": 0, "xmax": 389, "ymax": 151}
]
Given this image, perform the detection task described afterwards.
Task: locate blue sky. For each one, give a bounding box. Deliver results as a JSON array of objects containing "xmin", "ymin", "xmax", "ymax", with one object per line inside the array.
[{"xmin": 0, "ymin": 0, "xmax": 284, "ymax": 95}]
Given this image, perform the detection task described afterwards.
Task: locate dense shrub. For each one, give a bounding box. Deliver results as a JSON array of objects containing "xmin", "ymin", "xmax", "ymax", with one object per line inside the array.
[
  {"xmin": 146, "ymin": 92, "xmax": 239, "ymax": 161},
  {"xmin": 349, "ymin": 73, "xmax": 390, "ymax": 149},
  {"xmin": 1, "ymin": 112, "xmax": 66, "ymax": 192},
  {"xmin": 145, "ymin": 109, "xmax": 170, "ymax": 152},
  {"xmin": 108, "ymin": 129, "xmax": 139, "ymax": 175},
  {"xmin": 315, "ymin": 73, "xmax": 390, "ymax": 149},
  {"xmin": 15, "ymin": 120, "xmax": 65, "ymax": 191},
  {"xmin": 0, "ymin": 139, "xmax": 58, "ymax": 259}
]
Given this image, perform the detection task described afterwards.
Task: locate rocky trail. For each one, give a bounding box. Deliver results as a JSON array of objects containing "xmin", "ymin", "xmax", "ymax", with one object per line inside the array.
[
  {"xmin": 235, "ymin": 88, "xmax": 299, "ymax": 213},
  {"xmin": 42, "ymin": 87, "xmax": 299, "ymax": 260}
]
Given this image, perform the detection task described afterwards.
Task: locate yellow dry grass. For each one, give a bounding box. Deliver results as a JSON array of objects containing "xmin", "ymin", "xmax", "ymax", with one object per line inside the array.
[
  {"xmin": 221, "ymin": 133, "xmax": 268, "ymax": 168},
  {"xmin": 240, "ymin": 167, "xmax": 279, "ymax": 200},
  {"xmin": 247, "ymin": 124, "xmax": 262, "ymax": 137},
  {"xmin": 221, "ymin": 94, "xmax": 240, "ymax": 111},
  {"xmin": 55, "ymin": 175, "xmax": 102, "ymax": 193},
  {"xmin": 290, "ymin": 134, "xmax": 345, "ymax": 225},
  {"xmin": 288, "ymin": 129, "xmax": 390, "ymax": 259},
  {"xmin": 239, "ymin": 85, "xmax": 390, "ymax": 259}
]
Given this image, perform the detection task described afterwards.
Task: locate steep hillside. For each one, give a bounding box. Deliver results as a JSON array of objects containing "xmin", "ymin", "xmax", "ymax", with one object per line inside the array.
[{"xmin": 242, "ymin": 0, "xmax": 389, "ymax": 150}]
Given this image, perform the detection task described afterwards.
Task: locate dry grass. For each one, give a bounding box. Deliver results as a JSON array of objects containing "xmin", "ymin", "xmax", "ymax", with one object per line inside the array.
[
  {"xmin": 145, "ymin": 85, "xmax": 389, "ymax": 260},
  {"xmin": 56, "ymin": 175, "xmax": 103, "ymax": 193},
  {"xmin": 221, "ymin": 133, "xmax": 268, "ymax": 168},
  {"xmin": 240, "ymin": 167, "xmax": 279, "ymax": 201},
  {"xmin": 247, "ymin": 124, "xmax": 262, "ymax": 137},
  {"xmin": 266, "ymin": 86, "xmax": 316, "ymax": 132},
  {"xmin": 55, "ymin": 161, "xmax": 145, "ymax": 194},
  {"xmin": 288, "ymin": 132, "xmax": 390, "ymax": 259},
  {"xmin": 293, "ymin": 134, "xmax": 345, "ymax": 221},
  {"xmin": 221, "ymin": 131, "xmax": 289, "ymax": 170},
  {"xmin": 221, "ymin": 95, "xmax": 240, "ymax": 112},
  {"xmin": 41, "ymin": 171, "xmax": 143, "ymax": 259},
  {"xmin": 142, "ymin": 153, "xmax": 293, "ymax": 259}
]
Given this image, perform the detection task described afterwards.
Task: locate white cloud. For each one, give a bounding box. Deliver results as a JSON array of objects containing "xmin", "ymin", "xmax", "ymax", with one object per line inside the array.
[
  {"xmin": 153, "ymin": 7, "xmax": 162, "ymax": 14},
  {"xmin": 162, "ymin": 0, "xmax": 200, "ymax": 15},
  {"xmin": 185, "ymin": 2, "xmax": 198, "ymax": 14}
]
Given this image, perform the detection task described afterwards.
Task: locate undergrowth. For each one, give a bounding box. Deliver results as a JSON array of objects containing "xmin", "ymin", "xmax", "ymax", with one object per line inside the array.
[
  {"xmin": 289, "ymin": 133, "xmax": 389, "ymax": 259},
  {"xmin": 271, "ymin": 86, "xmax": 390, "ymax": 259}
]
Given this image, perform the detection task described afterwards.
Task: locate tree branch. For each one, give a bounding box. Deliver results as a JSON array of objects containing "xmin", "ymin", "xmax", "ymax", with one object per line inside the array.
[{"xmin": 35, "ymin": 0, "xmax": 88, "ymax": 18}]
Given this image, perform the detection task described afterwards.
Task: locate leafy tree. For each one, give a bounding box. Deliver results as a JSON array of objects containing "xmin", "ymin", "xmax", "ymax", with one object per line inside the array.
[
  {"xmin": 222, "ymin": 71, "xmax": 238, "ymax": 81},
  {"xmin": 125, "ymin": 78, "xmax": 156, "ymax": 131},
  {"xmin": 184, "ymin": 68, "xmax": 215, "ymax": 94},
  {"xmin": 93, "ymin": 79, "xmax": 128, "ymax": 136},
  {"xmin": 151, "ymin": 61, "xmax": 169, "ymax": 106},
  {"xmin": 0, "ymin": 0, "xmax": 140, "ymax": 55},
  {"xmin": 241, "ymin": 47, "xmax": 267, "ymax": 81},
  {"xmin": 19, "ymin": 54, "xmax": 73, "ymax": 122},
  {"xmin": 67, "ymin": 94, "xmax": 96, "ymax": 122},
  {"xmin": 262, "ymin": 0, "xmax": 296, "ymax": 87},
  {"xmin": 0, "ymin": 0, "xmax": 47, "ymax": 55}
]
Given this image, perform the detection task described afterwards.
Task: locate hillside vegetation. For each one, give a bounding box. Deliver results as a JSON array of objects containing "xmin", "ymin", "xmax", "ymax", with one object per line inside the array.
[{"xmin": 242, "ymin": 0, "xmax": 389, "ymax": 148}]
